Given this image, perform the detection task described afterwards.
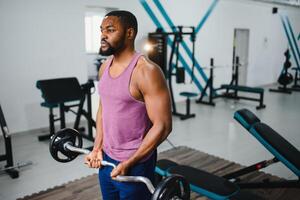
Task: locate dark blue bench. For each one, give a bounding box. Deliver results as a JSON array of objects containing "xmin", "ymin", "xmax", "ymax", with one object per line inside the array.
[
  {"xmin": 233, "ymin": 108, "xmax": 260, "ymax": 130},
  {"xmin": 220, "ymin": 84, "xmax": 264, "ymax": 93},
  {"xmin": 229, "ymin": 108, "xmax": 300, "ymax": 188},
  {"xmin": 155, "ymin": 109, "xmax": 300, "ymax": 199},
  {"xmin": 219, "ymin": 84, "xmax": 266, "ymax": 109},
  {"xmin": 36, "ymin": 77, "xmax": 84, "ymax": 141},
  {"xmin": 156, "ymin": 159, "xmax": 239, "ymax": 200}
]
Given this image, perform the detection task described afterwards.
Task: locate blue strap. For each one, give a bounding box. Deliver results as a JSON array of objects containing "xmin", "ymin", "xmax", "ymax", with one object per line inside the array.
[
  {"xmin": 285, "ymin": 16, "xmax": 300, "ymax": 69},
  {"xmin": 280, "ymin": 15, "xmax": 300, "ymax": 69}
]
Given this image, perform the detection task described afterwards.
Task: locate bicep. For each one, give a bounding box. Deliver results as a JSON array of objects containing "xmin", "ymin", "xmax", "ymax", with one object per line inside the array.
[{"xmin": 141, "ymin": 67, "xmax": 171, "ymax": 124}]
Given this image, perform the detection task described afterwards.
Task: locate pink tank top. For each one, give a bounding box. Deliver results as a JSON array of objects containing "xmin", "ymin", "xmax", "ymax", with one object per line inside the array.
[{"xmin": 98, "ymin": 53, "xmax": 152, "ymax": 161}]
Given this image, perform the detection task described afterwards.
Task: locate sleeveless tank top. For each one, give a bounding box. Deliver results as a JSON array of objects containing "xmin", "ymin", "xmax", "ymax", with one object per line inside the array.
[{"xmin": 98, "ymin": 52, "xmax": 152, "ymax": 161}]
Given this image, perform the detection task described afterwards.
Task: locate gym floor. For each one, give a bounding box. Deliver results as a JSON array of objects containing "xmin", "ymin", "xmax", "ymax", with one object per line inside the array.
[{"xmin": 1, "ymin": 85, "xmax": 300, "ymax": 200}]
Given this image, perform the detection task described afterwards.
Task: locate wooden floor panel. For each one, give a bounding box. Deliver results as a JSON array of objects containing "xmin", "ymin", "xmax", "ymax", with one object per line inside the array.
[{"xmin": 18, "ymin": 146, "xmax": 300, "ymax": 200}]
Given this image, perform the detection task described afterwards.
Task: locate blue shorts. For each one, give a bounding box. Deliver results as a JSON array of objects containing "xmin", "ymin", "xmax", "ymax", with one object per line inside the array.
[{"xmin": 98, "ymin": 151, "xmax": 157, "ymax": 200}]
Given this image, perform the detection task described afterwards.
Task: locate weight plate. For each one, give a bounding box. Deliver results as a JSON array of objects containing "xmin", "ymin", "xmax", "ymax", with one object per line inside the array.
[
  {"xmin": 152, "ymin": 175, "xmax": 190, "ymax": 200},
  {"xmin": 49, "ymin": 128, "xmax": 83, "ymax": 163}
]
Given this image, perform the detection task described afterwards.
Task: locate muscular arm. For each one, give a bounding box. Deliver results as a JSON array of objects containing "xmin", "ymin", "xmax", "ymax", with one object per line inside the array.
[
  {"xmin": 85, "ymin": 60, "xmax": 109, "ymax": 168},
  {"xmin": 123, "ymin": 58, "xmax": 172, "ymax": 168},
  {"xmin": 92, "ymin": 61, "xmax": 108, "ymax": 152},
  {"xmin": 93, "ymin": 100, "xmax": 103, "ymax": 151}
]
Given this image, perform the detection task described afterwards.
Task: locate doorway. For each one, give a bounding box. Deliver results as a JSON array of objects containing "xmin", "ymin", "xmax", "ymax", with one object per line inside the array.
[{"xmin": 233, "ymin": 29, "xmax": 250, "ymax": 85}]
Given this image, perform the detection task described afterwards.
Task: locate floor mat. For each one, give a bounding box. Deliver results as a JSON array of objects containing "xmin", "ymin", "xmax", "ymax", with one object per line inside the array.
[{"xmin": 18, "ymin": 146, "xmax": 300, "ymax": 200}]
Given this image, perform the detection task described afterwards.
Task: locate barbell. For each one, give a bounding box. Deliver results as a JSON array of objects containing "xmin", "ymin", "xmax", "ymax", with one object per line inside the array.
[{"xmin": 49, "ymin": 128, "xmax": 190, "ymax": 200}]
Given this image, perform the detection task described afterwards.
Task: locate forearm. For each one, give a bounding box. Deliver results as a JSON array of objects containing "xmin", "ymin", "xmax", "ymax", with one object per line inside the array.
[
  {"xmin": 93, "ymin": 131, "xmax": 103, "ymax": 151},
  {"xmin": 93, "ymin": 110, "xmax": 103, "ymax": 151},
  {"xmin": 125, "ymin": 122, "xmax": 171, "ymax": 167}
]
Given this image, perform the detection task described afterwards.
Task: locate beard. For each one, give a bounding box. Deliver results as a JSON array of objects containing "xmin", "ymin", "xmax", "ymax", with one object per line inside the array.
[
  {"xmin": 99, "ymin": 43, "xmax": 115, "ymax": 56},
  {"xmin": 99, "ymin": 34, "xmax": 126, "ymax": 56}
]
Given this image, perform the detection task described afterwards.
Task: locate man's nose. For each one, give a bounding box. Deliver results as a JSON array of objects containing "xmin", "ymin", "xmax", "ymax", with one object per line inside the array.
[{"xmin": 101, "ymin": 32, "xmax": 107, "ymax": 40}]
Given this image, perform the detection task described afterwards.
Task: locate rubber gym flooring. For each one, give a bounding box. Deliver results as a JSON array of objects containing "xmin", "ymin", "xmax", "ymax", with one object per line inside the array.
[{"xmin": 18, "ymin": 146, "xmax": 300, "ymax": 200}]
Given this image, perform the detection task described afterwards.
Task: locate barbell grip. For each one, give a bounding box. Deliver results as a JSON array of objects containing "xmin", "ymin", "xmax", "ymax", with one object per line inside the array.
[
  {"xmin": 116, "ymin": 175, "xmax": 155, "ymax": 194},
  {"xmin": 64, "ymin": 143, "xmax": 91, "ymax": 155},
  {"xmin": 64, "ymin": 144, "xmax": 117, "ymax": 168},
  {"xmin": 64, "ymin": 143, "xmax": 155, "ymax": 193}
]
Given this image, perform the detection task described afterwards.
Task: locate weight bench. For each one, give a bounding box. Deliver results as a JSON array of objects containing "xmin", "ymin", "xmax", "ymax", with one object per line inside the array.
[
  {"xmin": 229, "ymin": 108, "xmax": 300, "ymax": 188},
  {"xmin": 156, "ymin": 159, "xmax": 239, "ymax": 200},
  {"xmin": 155, "ymin": 109, "xmax": 299, "ymax": 199},
  {"xmin": 218, "ymin": 84, "xmax": 266, "ymax": 110},
  {"xmin": 233, "ymin": 108, "xmax": 260, "ymax": 130},
  {"xmin": 36, "ymin": 77, "xmax": 95, "ymax": 142}
]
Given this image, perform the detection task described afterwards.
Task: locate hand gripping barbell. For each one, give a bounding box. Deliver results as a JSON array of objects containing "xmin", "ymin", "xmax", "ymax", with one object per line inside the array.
[{"xmin": 49, "ymin": 128, "xmax": 190, "ymax": 200}]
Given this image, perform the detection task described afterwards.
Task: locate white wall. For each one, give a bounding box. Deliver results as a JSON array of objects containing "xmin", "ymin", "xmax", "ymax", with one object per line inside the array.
[
  {"xmin": 0, "ymin": 0, "xmax": 88, "ymax": 133},
  {"xmin": 0, "ymin": 0, "xmax": 299, "ymax": 133}
]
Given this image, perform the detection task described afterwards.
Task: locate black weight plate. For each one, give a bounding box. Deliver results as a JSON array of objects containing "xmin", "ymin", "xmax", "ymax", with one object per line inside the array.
[
  {"xmin": 49, "ymin": 128, "xmax": 83, "ymax": 163},
  {"xmin": 152, "ymin": 175, "xmax": 190, "ymax": 200},
  {"xmin": 278, "ymin": 73, "xmax": 293, "ymax": 85}
]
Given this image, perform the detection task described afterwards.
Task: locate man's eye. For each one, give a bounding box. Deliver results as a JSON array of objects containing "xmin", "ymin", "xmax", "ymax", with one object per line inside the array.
[{"xmin": 108, "ymin": 29, "xmax": 115, "ymax": 33}]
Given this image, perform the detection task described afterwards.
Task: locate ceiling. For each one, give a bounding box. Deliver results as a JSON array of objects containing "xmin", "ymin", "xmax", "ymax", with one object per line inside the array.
[{"xmin": 249, "ymin": 0, "xmax": 300, "ymax": 7}]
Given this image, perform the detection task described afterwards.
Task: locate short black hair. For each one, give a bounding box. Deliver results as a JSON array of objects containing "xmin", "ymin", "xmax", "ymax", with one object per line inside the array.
[{"xmin": 105, "ymin": 10, "xmax": 138, "ymax": 37}]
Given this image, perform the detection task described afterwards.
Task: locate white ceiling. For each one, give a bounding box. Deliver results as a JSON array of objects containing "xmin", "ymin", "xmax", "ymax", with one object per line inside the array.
[{"xmin": 249, "ymin": 0, "xmax": 300, "ymax": 7}]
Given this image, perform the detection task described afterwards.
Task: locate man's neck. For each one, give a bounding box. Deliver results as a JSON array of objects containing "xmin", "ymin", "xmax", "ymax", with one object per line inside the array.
[{"xmin": 113, "ymin": 47, "xmax": 136, "ymax": 66}]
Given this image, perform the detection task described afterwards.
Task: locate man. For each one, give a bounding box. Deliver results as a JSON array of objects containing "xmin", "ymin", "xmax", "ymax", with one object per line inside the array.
[{"xmin": 85, "ymin": 10, "xmax": 172, "ymax": 200}]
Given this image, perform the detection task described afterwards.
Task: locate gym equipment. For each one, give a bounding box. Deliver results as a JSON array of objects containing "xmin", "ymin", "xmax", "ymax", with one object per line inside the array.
[
  {"xmin": 0, "ymin": 105, "xmax": 32, "ymax": 178},
  {"xmin": 177, "ymin": 92, "xmax": 197, "ymax": 120},
  {"xmin": 49, "ymin": 127, "xmax": 83, "ymax": 163},
  {"xmin": 230, "ymin": 108, "xmax": 300, "ymax": 188},
  {"xmin": 36, "ymin": 77, "xmax": 95, "ymax": 142},
  {"xmin": 49, "ymin": 128, "xmax": 190, "ymax": 200},
  {"xmin": 197, "ymin": 58, "xmax": 266, "ymax": 109},
  {"xmin": 148, "ymin": 26, "xmax": 197, "ymax": 120},
  {"xmin": 291, "ymin": 67, "xmax": 300, "ymax": 89},
  {"xmin": 148, "ymin": 28, "xmax": 168, "ymax": 78},
  {"xmin": 156, "ymin": 160, "xmax": 239, "ymax": 200},
  {"xmin": 274, "ymin": 9, "xmax": 300, "ymax": 90},
  {"xmin": 269, "ymin": 49, "xmax": 297, "ymax": 94},
  {"xmin": 155, "ymin": 108, "xmax": 300, "ymax": 199}
]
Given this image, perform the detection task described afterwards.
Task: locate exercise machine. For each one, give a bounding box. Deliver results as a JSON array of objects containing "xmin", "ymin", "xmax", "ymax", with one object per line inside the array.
[
  {"xmin": 0, "ymin": 105, "xmax": 32, "ymax": 178},
  {"xmin": 272, "ymin": 8, "xmax": 300, "ymax": 93},
  {"xmin": 36, "ymin": 77, "xmax": 96, "ymax": 143},
  {"xmin": 196, "ymin": 57, "xmax": 266, "ymax": 109},
  {"xmin": 49, "ymin": 128, "xmax": 190, "ymax": 200},
  {"xmin": 269, "ymin": 49, "xmax": 300, "ymax": 94},
  {"xmin": 148, "ymin": 26, "xmax": 198, "ymax": 120}
]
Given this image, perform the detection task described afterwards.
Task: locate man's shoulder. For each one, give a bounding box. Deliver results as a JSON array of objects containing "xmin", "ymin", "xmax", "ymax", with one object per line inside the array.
[
  {"xmin": 134, "ymin": 55, "xmax": 166, "ymax": 89},
  {"xmin": 136, "ymin": 55, "xmax": 162, "ymax": 75},
  {"xmin": 99, "ymin": 56, "xmax": 113, "ymax": 78}
]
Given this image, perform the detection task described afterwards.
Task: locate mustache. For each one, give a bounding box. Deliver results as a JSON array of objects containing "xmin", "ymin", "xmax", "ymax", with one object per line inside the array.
[
  {"xmin": 101, "ymin": 39, "xmax": 112, "ymax": 49},
  {"xmin": 101, "ymin": 39, "xmax": 110, "ymax": 44}
]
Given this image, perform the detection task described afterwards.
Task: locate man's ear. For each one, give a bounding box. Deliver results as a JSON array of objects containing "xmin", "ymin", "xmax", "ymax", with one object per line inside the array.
[{"xmin": 127, "ymin": 28, "xmax": 135, "ymax": 40}]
